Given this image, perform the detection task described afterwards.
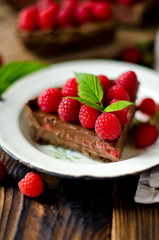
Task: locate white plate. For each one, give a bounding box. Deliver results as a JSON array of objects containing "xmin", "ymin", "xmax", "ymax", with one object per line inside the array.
[{"xmin": 0, "ymin": 60, "xmax": 159, "ymax": 178}]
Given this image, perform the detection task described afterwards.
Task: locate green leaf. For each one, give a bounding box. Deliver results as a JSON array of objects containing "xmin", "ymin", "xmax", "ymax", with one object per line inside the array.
[
  {"xmin": 0, "ymin": 61, "xmax": 47, "ymax": 97},
  {"xmin": 74, "ymin": 72, "xmax": 104, "ymax": 103},
  {"xmin": 70, "ymin": 97, "xmax": 103, "ymax": 111},
  {"xmin": 104, "ymin": 100, "xmax": 134, "ymax": 112}
]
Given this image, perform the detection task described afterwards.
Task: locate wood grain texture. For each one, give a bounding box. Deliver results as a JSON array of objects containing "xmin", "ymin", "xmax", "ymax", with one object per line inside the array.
[
  {"xmin": 0, "ymin": 148, "xmax": 113, "ymax": 240},
  {"xmin": 111, "ymin": 177, "xmax": 159, "ymax": 240}
]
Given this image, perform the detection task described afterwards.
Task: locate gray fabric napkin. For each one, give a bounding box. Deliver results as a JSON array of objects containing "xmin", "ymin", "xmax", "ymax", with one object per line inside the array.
[
  {"xmin": 134, "ymin": 29, "xmax": 159, "ymax": 204},
  {"xmin": 134, "ymin": 169, "xmax": 159, "ymax": 204}
]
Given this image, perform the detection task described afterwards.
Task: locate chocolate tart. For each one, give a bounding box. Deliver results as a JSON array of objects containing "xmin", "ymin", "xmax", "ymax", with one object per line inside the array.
[
  {"xmin": 24, "ymin": 96, "xmax": 136, "ymax": 162},
  {"xmin": 18, "ymin": 20, "xmax": 116, "ymax": 56}
]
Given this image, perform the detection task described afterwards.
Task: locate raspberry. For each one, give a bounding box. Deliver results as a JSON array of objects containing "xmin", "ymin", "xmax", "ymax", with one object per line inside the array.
[
  {"xmin": 134, "ymin": 123, "xmax": 158, "ymax": 148},
  {"xmin": 115, "ymin": 71, "xmax": 138, "ymax": 98},
  {"xmin": 91, "ymin": 2, "xmax": 112, "ymax": 21},
  {"xmin": 120, "ymin": 47, "xmax": 142, "ymax": 64},
  {"xmin": 57, "ymin": 0, "xmax": 77, "ymax": 28},
  {"xmin": 95, "ymin": 113, "xmax": 121, "ymax": 140},
  {"xmin": 74, "ymin": 2, "xmax": 92, "ymax": 24},
  {"xmin": 18, "ymin": 6, "xmax": 38, "ymax": 31},
  {"xmin": 62, "ymin": 78, "xmax": 78, "ymax": 97},
  {"xmin": 0, "ymin": 161, "xmax": 6, "ymax": 181},
  {"xmin": 106, "ymin": 85, "xmax": 130, "ymax": 104},
  {"xmin": 58, "ymin": 98, "xmax": 81, "ymax": 122},
  {"xmin": 116, "ymin": 0, "xmax": 133, "ymax": 6},
  {"xmin": 18, "ymin": 172, "xmax": 44, "ymax": 198},
  {"xmin": 38, "ymin": 88, "xmax": 62, "ymax": 113},
  {"xmin": 37, "ymin": 3, "xmax": 58, "ymax": 29},
  {"xmin": 137, "ymin": 98, "xmax": 155, "ymax": 117},
  {"xmin": 109, "ymin": 99, "xmax": 131, "ymax": 126},
  {"xmin": 79, "ymin": 105, "xmax": 100, "ymax": 129},
  {"xmin": 97, "ymin": 75, "xmax": 111, "ymax": 94}
]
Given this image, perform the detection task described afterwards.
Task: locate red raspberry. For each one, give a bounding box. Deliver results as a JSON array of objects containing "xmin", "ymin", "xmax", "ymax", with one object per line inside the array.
[
  {"xmin": 57, "ymin": 0, "xmax": 77, "ymax": 28},
  {"xmin": 74, "ymin": 2, "xmax": 92, "ymax": 24},
  {"xmin": 0, "ymin": 161, "xmax": 7, "ymax": 181},
  {"xmin": 91, "ymin": 2, "xmax": 112, "ymax": 21},
  {"xmin": 79, "ymin": 105, "xmax": 100, "ymax": 129},
  {"xmin": 18, "ymin": 6, "xmax": 38, "ymax": 31},
  {"xmin": 134, "ymin": 123, "xmax": 158, "ymax": 148},
  {"xmin": 137, "ymin": 98, "xmax": 155, "ymax": 117},
  {"xmin": 106, "ymin": 85, "xmax": 130, "ymax": 104},
  {"xmin": 58, "ymin": 98, "xmax": 81, "ymax": 122},
  {"xmin": 38, "ymin": 88, "xmax": 62, "ymax": 113},
  {"xmin": 37, "ymin": 3, "xmax": 58, "ymax": 29},
  {"xmin": 116, "ymin": 0, "xmax": 133, "ymax": 6},
  {"xmin": 120, "ymin": 47, "xmax": 142, "ymax": 64},
  {"xmin": 97, "ymin": 75, "xmax": 111, "ymax": 94},
  {"xmin": 109, "ymin": 99, "xmax": 131, "ymax": 126},
  {"xmin": 62, "ymin": 78, "xmax": 78, "ymax": 97},
  {"xmin": 95, "ymin": 112, "xmax": 121, "ymax": 140},
  {"xmin": 18, "ymin": 172, "xmax": 44, "ymax": 198},
  {"xmin": 115, "ymin": 71, "xmax": 138, "ymax": 98}
]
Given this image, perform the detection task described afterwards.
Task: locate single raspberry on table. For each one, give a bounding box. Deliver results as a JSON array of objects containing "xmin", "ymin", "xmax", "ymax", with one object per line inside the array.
[
  {"xmin": 97, "ymin": 75, "xmax": 111, "ymax": 94},
  {"xmin": 62, "ymin": 78, "xmax": 78, "ymax": 97},
  {"xmin": 18, "ymin": 172, "xmax": 44, "ymax": 198},
  {"xmin": 57, "ymin": 0, "xmax": 77, "ymax": 28},
  {"xmin": 38, "ymin": 88, "xmax": 62, "ymax": 113},
  {"xmin": 58, "ymin": 98, "xmax": 81, "ymax": 122},
  {"xmin": 120, "ymin": 47, "xmax": 142, "ymax": 64},
  {"xmin": 134, "ymin": 123, "xmax": 158, "ymax": 148},
  {"xmin": 79, "ymin": 105, "xmax": 100, "ymax": 129},
  {"xmin": 137, "ymin": 98, "xmax": 155, "ymax": 117},
  {"xmin": 106, "ymin": 85, "xmax": 130, "ymax": 104},
  {"xmin": 18, "ymin": 6, "xmax": 38, "ymax": 31},
  {"xmin": 95, "ymin": 112, "xmax": 121, "ymax": 140},
  {"xmin": 115, "ymin": 71, "xmax": 138, "ymax": 98},
  {"xmin": 0, "ymin": 161, "xmax": 7, "ymax": 181},
  {"xmin": 109, "ymin": 99, "xmax": 131, "ymax": 126},
  {"xmin": 37, "ymin": 3, "xmax": 59, "ymax": 29},
  {"xmin": 91, "ymin": 2, "xmax": 112, "ymax": 21}
]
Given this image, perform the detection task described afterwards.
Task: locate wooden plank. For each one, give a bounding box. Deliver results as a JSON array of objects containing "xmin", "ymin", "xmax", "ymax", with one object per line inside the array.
[
  {"xmin": 0, "ymin": 148, "xmax": 113, "ymax": 240},
  {"xmin": 111, "ymin": 177, "xmax": 159, "ymax": 240}
]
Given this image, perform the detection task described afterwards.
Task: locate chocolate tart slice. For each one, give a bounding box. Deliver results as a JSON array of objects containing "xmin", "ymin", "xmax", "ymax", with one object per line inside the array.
[
  {"xmin": 24, "ymin": 97, "xmax": 136, "ymax": 162},
  {"xmin": 18, "ymin": 20, "xmax": 116, "ymax": 56}
]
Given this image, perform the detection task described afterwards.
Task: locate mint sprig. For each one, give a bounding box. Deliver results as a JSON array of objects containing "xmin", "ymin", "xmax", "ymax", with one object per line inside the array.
[
  {"xmin": 104, "ymin": 100, "xmax": 134, "ymax": 112},
  {"xmin": 71, "ymin": 72, "xmax": 135, "ymax": 113},
  {"xmin": 74, "ymin": 72, "xmax": 104, "ymax": 108},
  {"xmin": 0, "ymin": 61, "xmax": 46, "ymax": 98}
]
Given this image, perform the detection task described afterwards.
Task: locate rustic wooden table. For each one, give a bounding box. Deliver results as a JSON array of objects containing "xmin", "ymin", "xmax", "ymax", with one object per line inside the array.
[{"xmin": 1, "ymin": 1, "xmax": 159, "ymax": 240}]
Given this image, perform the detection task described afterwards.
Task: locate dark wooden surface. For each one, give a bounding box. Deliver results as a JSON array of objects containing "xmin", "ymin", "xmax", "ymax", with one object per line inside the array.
[{"xmin": 1, "ymin": 0, "xmax": 159, "ymax": 239}]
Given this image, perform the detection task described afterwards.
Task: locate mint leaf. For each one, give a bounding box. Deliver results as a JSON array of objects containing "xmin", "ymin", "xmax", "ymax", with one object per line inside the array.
[
  {"xmin": 74, "ymin": 72, "xmax": 103, "ymax": 104},
  {"xmin": 70, "ymin": 97, "xmax": 103, "ymax": 111},
  {"xmin": 0, "ymin": 61, "xmax": 47, "ymax": 97},
  {"xmin": 104, "ymin": 101, "xmax": 134, "ymax": 112}
]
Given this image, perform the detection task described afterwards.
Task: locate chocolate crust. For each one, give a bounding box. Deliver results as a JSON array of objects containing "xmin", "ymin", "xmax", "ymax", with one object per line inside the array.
[
  {"xmin": 24, "ymin": 98, "xmax": 136, "ymax": 162},
  {"xmin": 18, "ymin": 20, "xmax": 116, "ymax": 56}
]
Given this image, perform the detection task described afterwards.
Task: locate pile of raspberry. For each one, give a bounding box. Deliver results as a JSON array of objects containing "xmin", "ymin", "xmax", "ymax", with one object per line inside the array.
[
  {"xmin": 18, "ymin": 0, "xmax": 113, "ymax": 31},
  {"xmin": 38, "ymin": 70, "xmax": 138, "ymax": 141},
  {"xmin": 18, "ymin": 0, "xmax": 135, "ymax": 31}
]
